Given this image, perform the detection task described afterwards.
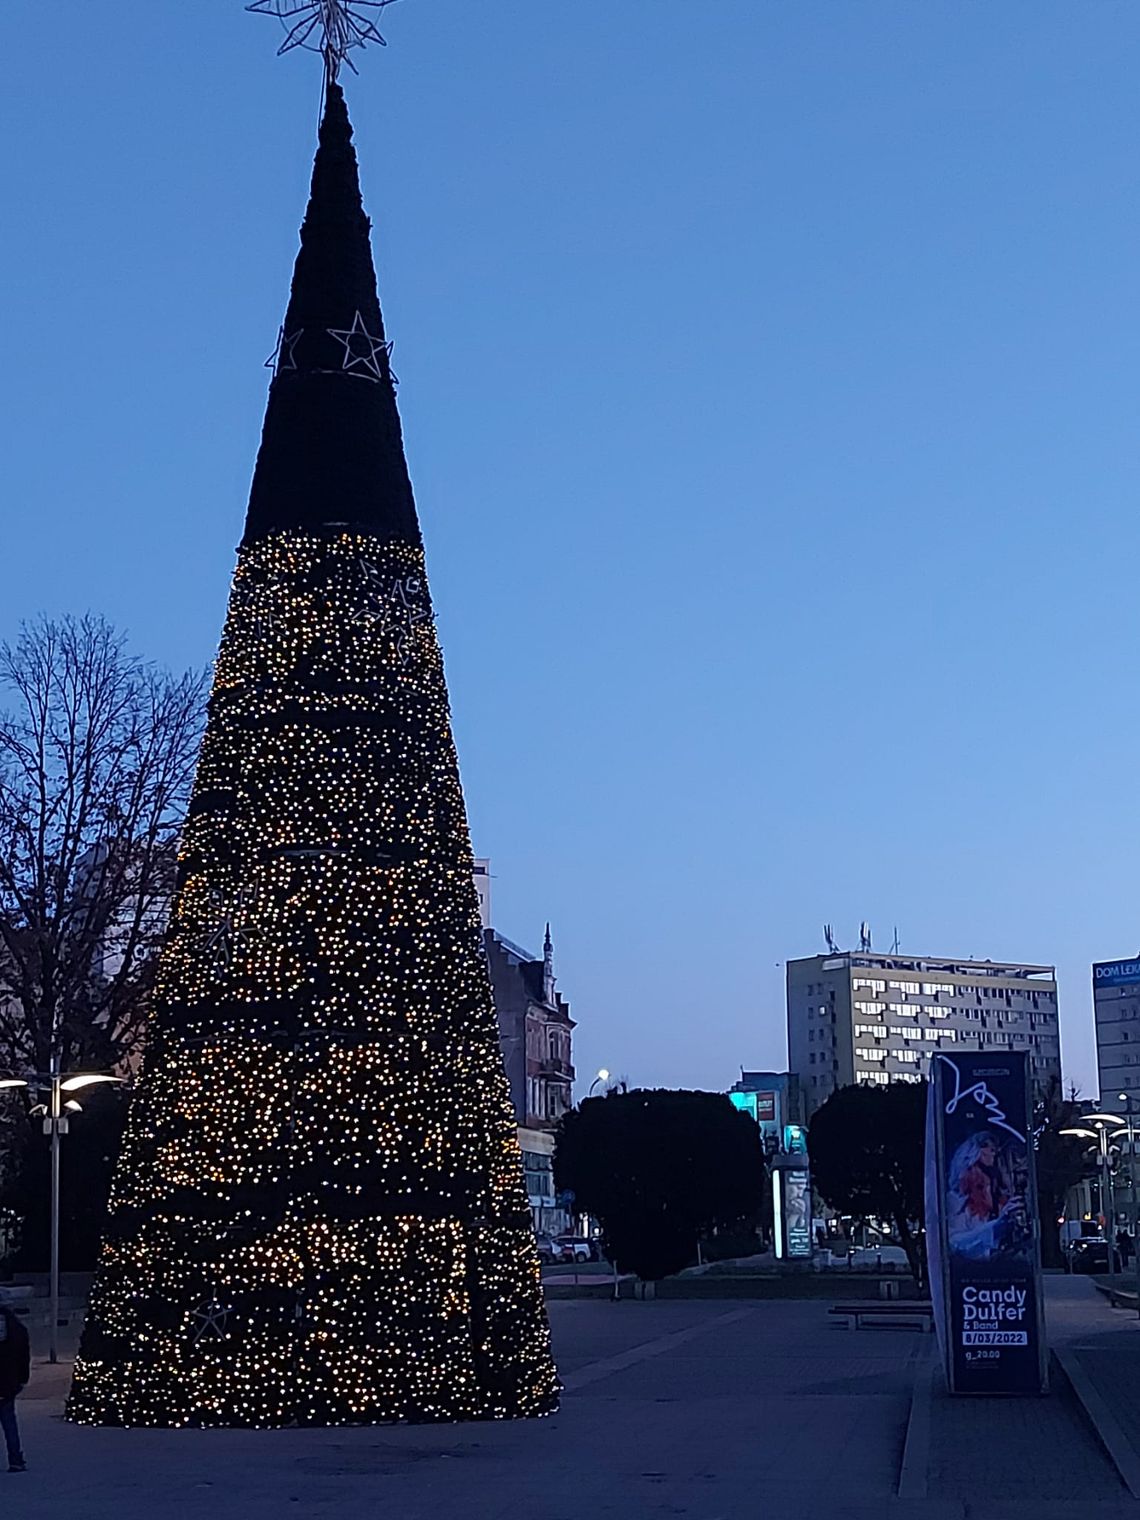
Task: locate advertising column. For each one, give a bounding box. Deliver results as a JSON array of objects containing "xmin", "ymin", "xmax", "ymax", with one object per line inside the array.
[
  {"xmin": 926, "ymin": 1051, "xmax": 1047, "ymax": 1395},
  {"xmin": 773, "ymin": 1125, "xmax": 812, "ymax": 1264}
]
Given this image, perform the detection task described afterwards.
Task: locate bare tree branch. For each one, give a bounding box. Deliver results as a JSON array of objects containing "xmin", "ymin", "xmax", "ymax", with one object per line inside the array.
[{"xmin": 0, "ymin": 616, "xmax": 206, "ymax": 1076}]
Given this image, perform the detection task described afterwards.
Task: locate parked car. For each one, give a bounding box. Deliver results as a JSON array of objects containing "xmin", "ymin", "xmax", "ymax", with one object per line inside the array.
[
  {"xmin": 1064, "ymin": 1237, "xmax": 1119, "ymax": 1274},
  {"xmin": 556, "ymin": 1235, "xmax": 599, "ymax": 1263},
  {"xmin": 534, "ymin": 1234, "xmax": 561, "ymax": 1264}
]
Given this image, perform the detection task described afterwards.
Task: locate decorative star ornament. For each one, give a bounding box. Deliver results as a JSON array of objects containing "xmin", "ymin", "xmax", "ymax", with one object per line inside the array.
[
  {"xmin": 328, "ymin": 312, "xmax": 392, "ymax": 382},
  {"xmin": 266, "ymin": 326, "xmax": 303, "ymax": 376},
  {"xmin": 247, "ymin": 0, "xmax": 396, "ymax": 80},
  {"xmin": 201, "ymin": 887, "xmax": 257, "ymax": 972},
  {"xmin": 350, "ymin": 560, "xmax": 434, "ymax": 663},
  {"xmin": 190, "ymin": 1297, "xmax": 236, "ymax": 1344}
]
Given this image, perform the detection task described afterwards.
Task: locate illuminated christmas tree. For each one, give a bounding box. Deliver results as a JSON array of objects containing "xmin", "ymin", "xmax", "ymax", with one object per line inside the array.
[{"xmin": 67, "ymin": 13, "xmax": 558, "ymax": 1428}]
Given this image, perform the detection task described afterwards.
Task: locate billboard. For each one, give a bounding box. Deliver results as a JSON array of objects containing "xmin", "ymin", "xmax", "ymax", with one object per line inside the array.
[
  {"xmin": 729, "ymin": 1087, "xmax": 783, "ymax": 1153},
  {"xmin": 1093, "ymin": 958, "xmax": 1140, "ymax": 989},
  {"xmin": 925, "ymin": 1051, "xmax": 1046, "ymax": 1395},
  {"xmin": 729, "ymin": 1091, "xmax": 758, "ymax": 1122},
  {"xmin": 783, "ymin": 1124, "xmax": 807, "ymax": 1156},
  {"xmin": 773, "ymin": 1162, "xmax": 812, "ymax": 1261}
]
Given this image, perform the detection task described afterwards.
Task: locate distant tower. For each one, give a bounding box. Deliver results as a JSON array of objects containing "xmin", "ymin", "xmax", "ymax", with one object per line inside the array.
[{"xmin": 543, "ymin": 923, "xmax": 556, "ymax": 1005}]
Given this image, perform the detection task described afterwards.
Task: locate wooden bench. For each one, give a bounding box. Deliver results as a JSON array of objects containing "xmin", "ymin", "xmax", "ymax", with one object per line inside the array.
[{"xmin": 829, "ymin": 1302, "xmax": 935, "ymax": 1331}]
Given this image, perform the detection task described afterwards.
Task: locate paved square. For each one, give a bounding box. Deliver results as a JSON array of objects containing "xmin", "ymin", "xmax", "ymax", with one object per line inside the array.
[{"xmin": 7, "ymin": 1285, "xmax": 1134, "ymax": 1519}]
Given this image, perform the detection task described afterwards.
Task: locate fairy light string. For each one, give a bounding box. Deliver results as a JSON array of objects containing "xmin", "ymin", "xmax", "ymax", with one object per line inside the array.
[{"xmin": 66, "ymin": 29, "xmax": 559, "ymax": 1430}]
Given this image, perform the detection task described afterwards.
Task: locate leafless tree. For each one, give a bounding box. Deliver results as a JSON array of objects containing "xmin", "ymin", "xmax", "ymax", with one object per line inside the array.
[{"xmin": 0, "ymin": 616, "xmax": 206, "ymax": 1078}]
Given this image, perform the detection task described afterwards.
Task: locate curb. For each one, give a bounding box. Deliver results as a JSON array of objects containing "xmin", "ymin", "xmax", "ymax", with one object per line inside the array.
[
  {"xmin": 897, "ymin": 1337, "xmax": 936, "ymax": 1499},
  {"xmin": 1053, "ymin": 1343, "xmax": 1140, "ymax": 1500},
  {"xmin": 1092, "ymin": 1281, "xmax": 1139, "ymax": 1310}
]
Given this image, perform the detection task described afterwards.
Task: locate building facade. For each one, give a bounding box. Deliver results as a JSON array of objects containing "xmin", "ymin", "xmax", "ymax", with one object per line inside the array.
[
  {"xmin": 728, "ymin": 1070, "xmax": 803, "ymax": 1155},
  {"xmin": 787, "ymin": 951, "xmax": 1061, "ymax": 1120},
  {"xmin": 1093, "ymin": 956, "xmax": 1140, "ymax": 1100},
  {"xmin": 476, "ymin": 860, "xmax": 576, "ymax": 1234}
]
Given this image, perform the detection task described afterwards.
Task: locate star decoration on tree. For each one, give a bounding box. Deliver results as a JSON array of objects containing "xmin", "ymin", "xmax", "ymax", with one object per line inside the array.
[
  {"xmin": 350, "ymin": 562, "xmax": 433, "ymax": 664},
  {"xmin": 386, "ymin": 575, "xmax": 433, "ymax": 664},
  {"xmin": 189, "ymin": 1297, "xmax": 236, "ymax": 1344},
  {"xmin": 328, "ymin": 312, "xmax": 392, "ymax": 382},
  {"xmin": 247, "ymin": 1, "xmax": 396, "ymax": 80},
  {"xmin": 266, "ymin": 327, "xmax": 303, "ymax": 376},
  {"xmin": 201, "ymin": 887, "xmax": 258, "ymax": 973},
  {"xmin": 351, "ymin": 559, "xmax": 387, "ymax": 627}
]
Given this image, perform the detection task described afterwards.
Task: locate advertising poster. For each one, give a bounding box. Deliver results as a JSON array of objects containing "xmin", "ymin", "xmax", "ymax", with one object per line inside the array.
[
  {"xmin": 928, "ymin": 1051, "xmax": 1047, "ymax": 1395},
  {"xmin": 773, "ymin": 1164, "xmax": 813, "ymax": 1261},
  {"xmin": 783, "ymin": 1124, "xmax": 808, "ymax": 1157},
  {"xmin": 923, "ymin": 1077, "xmax": 948, "ymax": 1366},
  {"xmin": 728, "ymin": 1091, "xmax": 758, "ymax": 1123},
  {"xmin": 756, "ymin": 1092, "xmax": 776, "ymax": 1124}
]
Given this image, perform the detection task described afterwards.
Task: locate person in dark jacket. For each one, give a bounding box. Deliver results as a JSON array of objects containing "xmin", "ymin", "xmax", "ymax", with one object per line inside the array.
[{"xmin": 0, "ymin": 1301, "xmax": 29, "ymax": 1473}]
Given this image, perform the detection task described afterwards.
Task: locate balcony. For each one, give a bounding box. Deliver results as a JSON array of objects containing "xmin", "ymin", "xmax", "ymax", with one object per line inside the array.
[{"xmin": 539, "ymin": 1056, "xmax": 575, "ymax": 1080}]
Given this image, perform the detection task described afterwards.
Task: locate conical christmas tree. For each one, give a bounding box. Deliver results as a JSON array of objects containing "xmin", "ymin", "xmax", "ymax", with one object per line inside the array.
[{"xmin": 67, "ymin": 80, "xmax": 559, "ymax": 1428}]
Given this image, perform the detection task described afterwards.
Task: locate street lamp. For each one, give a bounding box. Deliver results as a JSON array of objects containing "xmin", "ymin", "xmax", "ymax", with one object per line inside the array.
[
  {"xmin": 1062, "ymin": 1112, "xmax": 1124, "ymax": 1289},
  {"xmin": 588, "ymin": 1068, "xmax": 610, "ymax": 1098},
  {"xmin": 1114, "ymin": 1092, "xmax": 1139, "ymax": 1299},
  {"xmin": 0, "ymin": 1070, "xmax": 124, "ymax": 1363}
]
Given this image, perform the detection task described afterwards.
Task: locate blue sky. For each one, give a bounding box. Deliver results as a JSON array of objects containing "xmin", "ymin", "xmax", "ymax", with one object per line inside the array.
[{"xmin": 4, "ymin": 1, "xmax": 1139, "ymax": 1099}]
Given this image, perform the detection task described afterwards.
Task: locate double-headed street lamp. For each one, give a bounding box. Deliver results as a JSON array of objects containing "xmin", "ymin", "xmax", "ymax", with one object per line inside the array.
[
  {"xmin": 1, "ymin": 1069, "xmax": 123, "ymax": 1363},
  {"xmin": 1061, "ymin": 1112, "xmax": 1124, "ymax": 1288},
  {"xmin": 1113, "ymin": 1092, "xmax": 1140, "ymax": 1305}
]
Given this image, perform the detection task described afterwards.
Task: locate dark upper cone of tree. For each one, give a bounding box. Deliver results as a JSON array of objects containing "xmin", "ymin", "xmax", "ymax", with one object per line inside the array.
[{"xmin": 243, "ymin": 82, "xmax": 420, "ymax": 547}]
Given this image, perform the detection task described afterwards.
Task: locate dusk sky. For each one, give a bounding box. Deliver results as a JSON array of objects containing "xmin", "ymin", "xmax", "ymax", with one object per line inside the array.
[{"xmin": 4, "ymin": 1, "xmax": 1140, "ymax": 1099}]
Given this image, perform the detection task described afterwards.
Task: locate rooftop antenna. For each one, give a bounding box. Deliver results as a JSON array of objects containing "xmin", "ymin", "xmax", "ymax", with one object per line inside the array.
[
  {"xmin": 890, "ymin": 926, "xmax": 901, "ymax": 954},
  {"xmin": 859, "ymin": 921, "xmax": 873, "ymax": 952},
  {"xmin": 823, "ymin": 923, "xmax": 838, "ymax": 954},
  {"xmin": 248, "ymin": 0, "xmax": 396, "ymax": 83}
]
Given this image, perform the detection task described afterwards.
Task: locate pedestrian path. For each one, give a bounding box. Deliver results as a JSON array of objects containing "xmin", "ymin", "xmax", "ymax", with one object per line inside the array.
[
  {"xmin": 1046, "ymin": 1274, "xmax": 1140, "ymax": 1499},
  {"xmin": 9, "ymin": 1286, "xmax": 1137, "ymax": 1519}
]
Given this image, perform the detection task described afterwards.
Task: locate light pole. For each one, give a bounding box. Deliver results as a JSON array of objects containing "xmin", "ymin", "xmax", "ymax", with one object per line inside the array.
[
  {"xmin": 1062, "ymin": 1112, "xmax": 1124, "ymax": 1289},
  {"xmin": 1115, "ymin": 1092, "xmax": 1138, "ymax": 1297},
  {"xmin": 1, "ymin": 1070, "xmax": 123, "ymax": 1363},
  {"xmin": 588, "ymin": 1068, "xmax": 610, "ymax": 1098}
]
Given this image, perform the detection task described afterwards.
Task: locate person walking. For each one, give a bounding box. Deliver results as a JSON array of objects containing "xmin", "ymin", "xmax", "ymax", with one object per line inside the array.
[{"xmin": 0, "ymin": 1295, "xmax": 29, "ymax": 1473}]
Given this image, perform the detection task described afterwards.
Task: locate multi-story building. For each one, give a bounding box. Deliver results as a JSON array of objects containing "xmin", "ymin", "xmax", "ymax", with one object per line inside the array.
[
  {"xmin": 475, "ymin": 859, "xmax": 576, "ymax": 1234},
  {"xmin": 1092, "ymin": 956, "xmax": 1140, "ymax": 1100},
  {"xmin": 787, "ymin": 950, "xmax": 1061, "ymax": 1120}
]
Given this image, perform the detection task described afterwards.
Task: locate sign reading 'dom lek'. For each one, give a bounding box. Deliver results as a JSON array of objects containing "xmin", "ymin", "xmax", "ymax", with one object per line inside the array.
[
  {"xmin": 924, "ymin": 1050, "xmax": 1047, "ymax": 1395},
  {"xmin": 1093, "ymin": 959, "xmax": 1140, "ymax": 988}
]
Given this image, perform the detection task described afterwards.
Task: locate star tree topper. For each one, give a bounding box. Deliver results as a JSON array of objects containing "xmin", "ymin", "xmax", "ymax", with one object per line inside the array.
[{"xmin": 248, "ymin": 0, "xmax": 396, "ymax": 80}]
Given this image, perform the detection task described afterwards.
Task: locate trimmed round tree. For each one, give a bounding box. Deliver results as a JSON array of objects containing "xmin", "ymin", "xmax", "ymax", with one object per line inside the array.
[
  {"xmin": 555, "ymin": 1088, "xmax": 766, "ymax": 1281},
  {"xmin": 808, "ymin": 1080, "xmax": 927, "ymax": 1283}
]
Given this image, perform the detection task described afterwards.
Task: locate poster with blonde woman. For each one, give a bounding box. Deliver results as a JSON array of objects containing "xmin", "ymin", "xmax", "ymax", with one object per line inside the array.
[
  {"xmin": 946, "ymin": 1131, "xmax": 1032, "ymax": 1264},
  {"xmin": 926, "ymin": 1050, "xmax": 1046, "ymax": 1396}
]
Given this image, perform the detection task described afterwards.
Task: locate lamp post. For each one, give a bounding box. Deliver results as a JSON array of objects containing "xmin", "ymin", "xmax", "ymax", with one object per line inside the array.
[
  {"xmin": 1, "ymin": 1070, "xmax": 123, "ymax": 1363},
  {"xmin": 588, "ymin": 1068, "xmax": 610, "ymax": 1098},
  {"xmin": 1062, "ymin": 1112, "xmax": 1124, "ymax": 1289},
  {"xmin": 1115, "ymin": 1092, "xmax": 1138, "ymax": 1299}
]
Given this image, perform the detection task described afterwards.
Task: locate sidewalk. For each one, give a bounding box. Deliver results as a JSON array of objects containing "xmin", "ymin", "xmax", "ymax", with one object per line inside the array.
[
  {"xmin": 8, "ymin": 1284, "xmax": 1138, "ymax": 1519},
  {"xmin": 1046, "ymin": 1274, "xmax": 1140, "ymax": 1498},
  {"xmin": 11, "ymin": 1298, "xmax": 933, "ymax": 1520}
]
